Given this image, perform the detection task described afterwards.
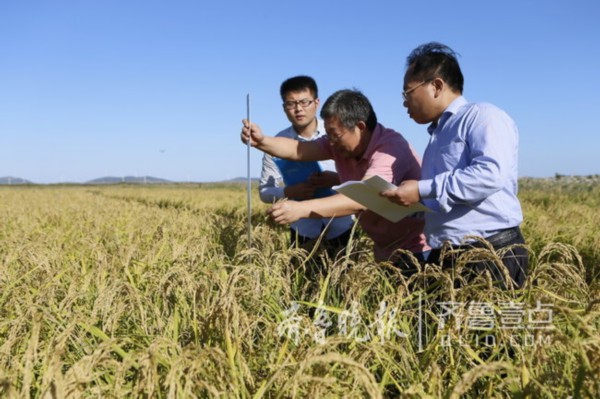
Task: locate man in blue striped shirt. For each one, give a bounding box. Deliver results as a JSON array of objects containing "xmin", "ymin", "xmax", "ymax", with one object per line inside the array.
[{"xmin": 382, "ymin": 42, "xmax": 528, "ymax": 289}]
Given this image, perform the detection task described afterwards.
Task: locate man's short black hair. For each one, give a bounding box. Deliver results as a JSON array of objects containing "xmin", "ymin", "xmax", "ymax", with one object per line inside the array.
[
  {"xmin": 406, "ymin": 42, "xmax": 464, "ymax": 94},
  {"xmin": 280, "ymin": 75, "xmax": 318, "ymax": 100}
]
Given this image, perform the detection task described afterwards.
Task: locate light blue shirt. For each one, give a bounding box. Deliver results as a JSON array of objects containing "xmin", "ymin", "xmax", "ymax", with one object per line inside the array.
[
  {"xmin": 418, "ymin": 96, "xmax": 523, "ymax": 248},
  {"xmin": 259, "ymin": 120, "xmax": 354, "ymax": 239}
]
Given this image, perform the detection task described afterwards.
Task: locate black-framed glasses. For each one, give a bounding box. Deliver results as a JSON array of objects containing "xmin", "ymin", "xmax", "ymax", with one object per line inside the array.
[
  {"xmin": 283, "ymin": 98, "xmax": 314, "ymax": 110},
  {"xmin": 402, "ymin": 78, "xmax": 434, "ymax": 100}
]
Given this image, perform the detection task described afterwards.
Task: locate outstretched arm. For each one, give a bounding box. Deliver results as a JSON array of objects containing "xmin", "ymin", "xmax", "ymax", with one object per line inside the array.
[
  {"xmin": 267, "ymin": 193, "xmax": 365, "ymax": 225},
  {"xmin": 241, "ymin": 119, "xmax": 328, "ymax": 161}
]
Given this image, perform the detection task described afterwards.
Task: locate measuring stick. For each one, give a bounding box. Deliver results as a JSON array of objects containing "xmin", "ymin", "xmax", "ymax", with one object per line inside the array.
[{"xmin": 246, "ymin": 94, "xmax": 252, "ymax": 247}]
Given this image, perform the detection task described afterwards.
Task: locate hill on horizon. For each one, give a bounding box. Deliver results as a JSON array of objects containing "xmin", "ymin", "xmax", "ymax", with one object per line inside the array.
[
  {"xmin": 226, "ymin": 177, "xmax": 260, "ymax": 183},
  {"xmin": 0, "ymin": 175, "xmax": 260, "ymax": 185},
  {"xmin": 85, "ymin": 176, "xmax": 172, "ymax": 185},
  {"xmin": 0, "ymin": 176, "xmax": 33, "ymax": 185}
]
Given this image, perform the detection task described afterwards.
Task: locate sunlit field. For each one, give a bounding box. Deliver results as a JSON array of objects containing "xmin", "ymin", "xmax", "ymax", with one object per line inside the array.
[{"xmin": 1, "ymin": 178, "xmax": 598, "ymax": 398}]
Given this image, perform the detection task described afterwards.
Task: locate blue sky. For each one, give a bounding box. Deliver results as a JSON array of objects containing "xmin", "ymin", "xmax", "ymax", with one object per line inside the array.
[{"xmin": 1, "ymin": 0, "xmax": 599, "ymax": 183}]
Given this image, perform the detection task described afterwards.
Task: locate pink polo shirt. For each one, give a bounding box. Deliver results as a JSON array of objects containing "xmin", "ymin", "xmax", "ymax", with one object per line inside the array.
[{"xmin": 318, "ymin": 123, "xmax": 430, "ymax": 262}]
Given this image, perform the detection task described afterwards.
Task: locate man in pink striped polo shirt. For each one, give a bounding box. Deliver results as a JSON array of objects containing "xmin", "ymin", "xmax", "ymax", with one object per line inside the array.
[{"xmin": 242, "ymin": 89, "xmax": 429, "ymax": 267}]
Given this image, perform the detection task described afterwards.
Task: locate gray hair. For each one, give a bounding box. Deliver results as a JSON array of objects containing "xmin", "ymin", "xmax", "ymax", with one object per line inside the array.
[{"xmin": 320, "ymin": 89, "xmax": 377, "ymax": 131}]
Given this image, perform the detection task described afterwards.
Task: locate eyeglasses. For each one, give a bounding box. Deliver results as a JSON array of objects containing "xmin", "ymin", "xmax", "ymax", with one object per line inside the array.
[
  {"xmin": 283, "ymin": 98, "xmax": 314, "ymax": 110},
  {"xmin": 402, "ymin": 78, "xmax": 433, "ymax": 100},
  {"xmin": 327, "ymin": 130, "xmax": 347, "ymax": 144}
]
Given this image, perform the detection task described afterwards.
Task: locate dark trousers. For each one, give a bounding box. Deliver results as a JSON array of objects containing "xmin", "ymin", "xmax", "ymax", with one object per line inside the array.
[
  {"xmin": 290, "ymin": 228, "xmax": 354, "ymax": 283},
  {"xmin": 427, "ymin": 226, "xmax": 528, "ymax": 289},
  {"xmin": 290, "ymin": 228, "xmax": 353, "ymax": 261},
  {"xmin": 392, "ymin": 251, "xmax": 430, "ymax": 277}
]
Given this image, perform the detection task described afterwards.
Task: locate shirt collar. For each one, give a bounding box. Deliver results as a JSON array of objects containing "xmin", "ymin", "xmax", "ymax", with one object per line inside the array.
[
  {"xmin": 427, "ymin": 96, "xmax": 468, "ymax": 135},
  {"xmin": 293, "ymin": 118, "xmax": 323, "ymax": 141}
]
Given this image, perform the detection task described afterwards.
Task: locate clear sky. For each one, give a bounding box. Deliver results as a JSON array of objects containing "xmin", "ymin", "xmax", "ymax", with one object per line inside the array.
[{"xmin": 1, "ymin": 0, "xmax": 599, "ymax": 183}]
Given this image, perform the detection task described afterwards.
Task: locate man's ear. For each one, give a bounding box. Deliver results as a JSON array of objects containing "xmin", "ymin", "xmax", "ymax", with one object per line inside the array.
[
  {"xmin": 356, "ymin": 120, "xmax": 367, "ymax": 133},
  {"xmin": 432, "ymin": 77, "xmax": 445, "ymax": 98}
]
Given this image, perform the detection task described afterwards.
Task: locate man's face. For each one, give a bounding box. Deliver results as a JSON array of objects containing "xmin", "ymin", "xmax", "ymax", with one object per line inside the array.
[
  {"xmin": 282, "ymin": 89, "xmax": 319, "ymax": 130},
  {"xmin": 402, "ymin": 69, "xmax": 436, "ymax": 125},
  {"xmin": 324, "ymin": 116, "xmax": 363, "ymax": 158}
]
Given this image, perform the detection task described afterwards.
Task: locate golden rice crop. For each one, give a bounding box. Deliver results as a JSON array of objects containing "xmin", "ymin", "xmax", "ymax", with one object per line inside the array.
[{"xmin": 0, "ymin": 179, "xmax": 598, "ymax": 398}]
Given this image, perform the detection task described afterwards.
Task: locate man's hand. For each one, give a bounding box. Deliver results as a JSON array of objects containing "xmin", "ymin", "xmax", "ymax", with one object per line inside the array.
[
  {"xmin": 309, "ymin": 171, "xmax": 340, "ymax": 188},
  {"xmin": 380, "ymin": 180, "xmax": 421, "ymax": 206},
  {"xmin": 241, "ymin": 119, "xmax": 264, "ymax": 147},
  {"xmin": 267, "ymin": 200, "xmax": 307, "ymax": 225},
  {"xmin": 284, "ymin": 182, "xmax": 316, "ymax": 200}
]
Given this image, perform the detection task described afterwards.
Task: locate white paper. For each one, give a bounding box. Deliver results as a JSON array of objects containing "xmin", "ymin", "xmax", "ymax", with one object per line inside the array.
[{"xmin": 333, "ymin": 175, "xmax": 429, "ymax": 222}]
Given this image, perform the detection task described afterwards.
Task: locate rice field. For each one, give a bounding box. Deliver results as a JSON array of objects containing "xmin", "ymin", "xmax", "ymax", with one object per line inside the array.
[{"xmin": 0, "ymin": 178, "xmax": 599, "ymax": 398}]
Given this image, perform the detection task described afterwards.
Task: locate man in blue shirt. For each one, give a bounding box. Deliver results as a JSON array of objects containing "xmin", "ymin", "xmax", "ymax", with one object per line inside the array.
[
  {"xmin": 381, "ymin": 42, "xmax": 528, "ymax": 288},
  {"xmin": 259, "ymin": 76, "xmax": 354, "ymax": 261}
]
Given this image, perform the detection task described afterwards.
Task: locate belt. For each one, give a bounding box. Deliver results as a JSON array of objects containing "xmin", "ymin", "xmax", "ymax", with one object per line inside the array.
[
  {"xmin": 428, "ymin": 226, "xmax": 525, "ymax": 263},
  {"xmin": 483, "ymin": 226, "xmax": 523, "ymax": 249}
]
